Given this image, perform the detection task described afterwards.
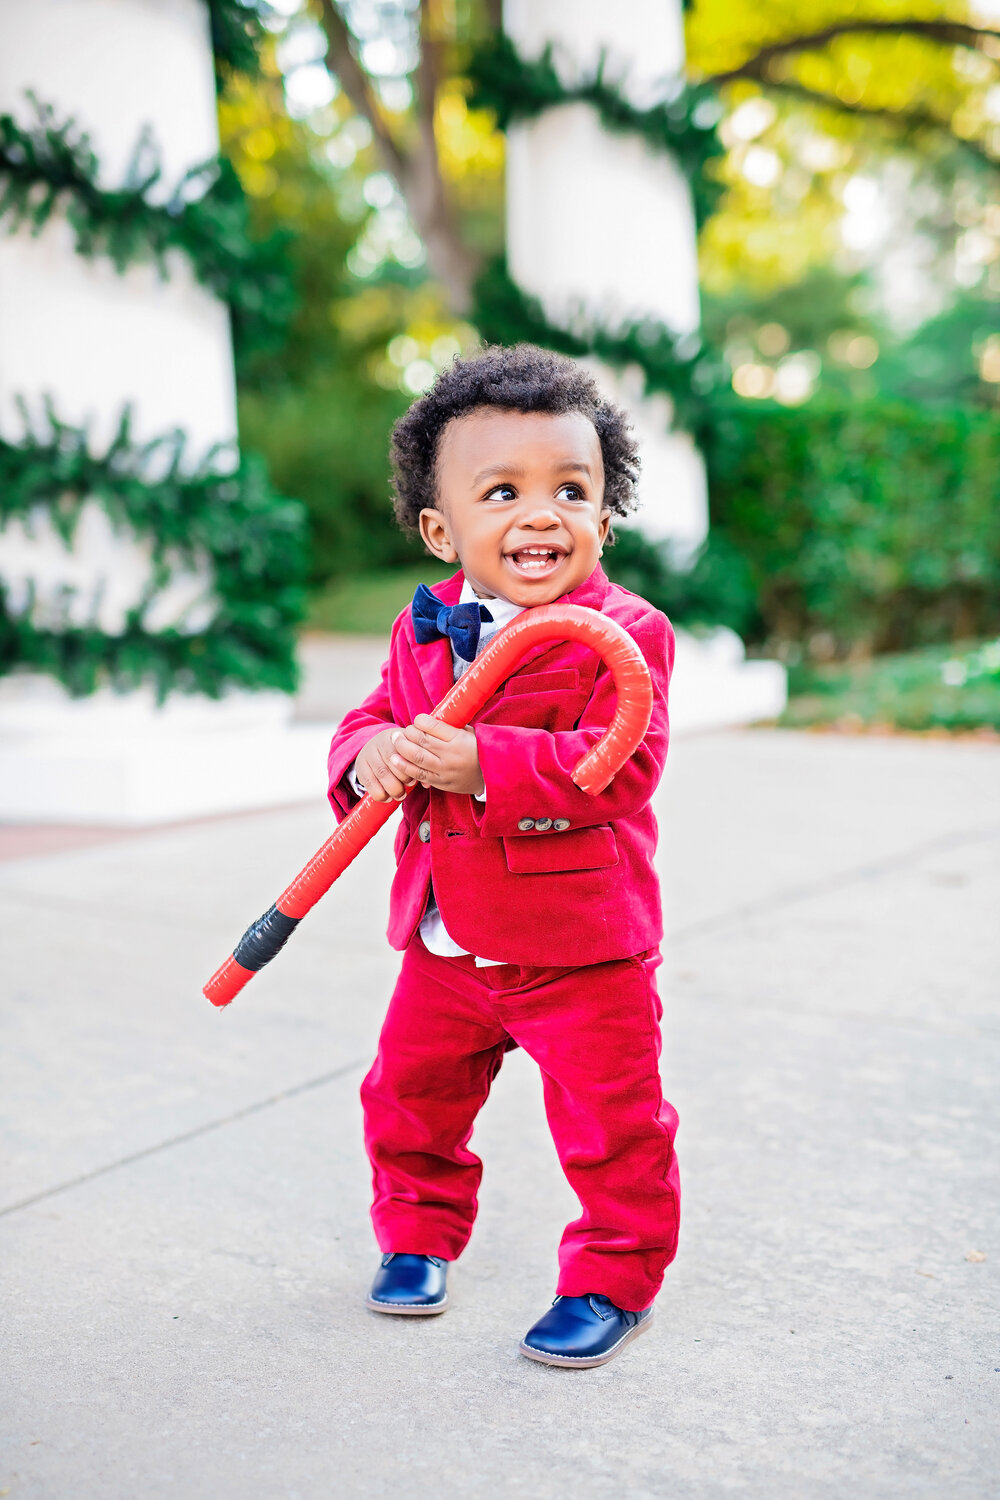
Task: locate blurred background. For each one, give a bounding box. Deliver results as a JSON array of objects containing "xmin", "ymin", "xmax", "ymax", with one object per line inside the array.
[{"xmin": 1, "ymin": 0, "xmax": 999, "ymax": 825}]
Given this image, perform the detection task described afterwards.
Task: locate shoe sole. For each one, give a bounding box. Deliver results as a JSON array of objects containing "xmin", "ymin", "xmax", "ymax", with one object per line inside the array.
[
  {"xmin": 366, "ymin": 1295, "xmax": 449, "ymax": 1317},
  {"xmin": 518, "ymin": 1308, "xmax": 653, "ymax": 1368}
]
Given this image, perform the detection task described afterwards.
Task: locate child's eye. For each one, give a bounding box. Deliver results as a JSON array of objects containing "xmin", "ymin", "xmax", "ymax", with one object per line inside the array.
[
  {"xmin": 485, "ymin": 485, "xmax": 517, "ymax": 502},
  {"xmin": 557, "ymin": 484, "xmax": 585, "ymax": 503}
]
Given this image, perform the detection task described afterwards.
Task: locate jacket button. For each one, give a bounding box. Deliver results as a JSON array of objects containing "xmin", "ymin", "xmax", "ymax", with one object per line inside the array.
[
  {"xmin": 517, "ymin": 817, "xmax": 535, "ymax": 831},
  {"xmin": 552, "ymin": 818, "xmax": 570, "ymax": 831},
  {"xmin": 418, "ymin": 819, "xmax": 431, "ymax": 843},
  {"xmin": 534, "ymin": 817, "xmax": 553, "ymax": 831}
]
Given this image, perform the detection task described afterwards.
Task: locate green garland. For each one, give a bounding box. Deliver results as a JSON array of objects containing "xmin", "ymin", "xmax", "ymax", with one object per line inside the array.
[
  {"xmin": 0, "ymin": 99, "xmax": 295, "ymax": 357},
  {"xmin": 473, "ymin": 257, "xmax": 727, "ymax": 441},
  {"xmin": 467, "ymin": 34, "xmax": 725, "ymax": 228},
  {"xmin": 207, "ymin": 0, "xmax": 269, "ymax": 86},
  {"xmin": 0, "ymin": 408, "xmax": 306, "ymax": 699}
]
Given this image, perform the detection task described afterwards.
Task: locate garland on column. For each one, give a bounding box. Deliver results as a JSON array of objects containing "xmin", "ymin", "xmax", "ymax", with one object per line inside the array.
[
  {"xmin": 466, "ymin": 34, "xmax": 727, "ymax": 444},
  {"xmin": 466, "ymin": 33, "xmax": 725, "ymax": 229},
  {"xmin": 0, "ymin": 408, "xmax": 305, "ymax": 699},
  {"xmin": 0, "ymin": 3, "xmax": 310, "ymax": 698},
  {"xmin": 473, "ymin": 258, "xmax": 726, "ymax": 441},
  {"xmin": 207, "ymin": 0, "xmax": 269, "ymax": 86},
  {"xmin": 0, "ymin": 99, "xmax": 294, "ymax": 358}
]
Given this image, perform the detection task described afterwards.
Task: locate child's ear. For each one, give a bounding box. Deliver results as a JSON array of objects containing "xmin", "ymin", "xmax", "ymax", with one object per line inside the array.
[
  {"xmin": 597, "ymin": 509, "xmax": 613, "ymax": 555},
  {"xmin": 419, "ymin": 507, "xmax": 458, "ymax": 563}
]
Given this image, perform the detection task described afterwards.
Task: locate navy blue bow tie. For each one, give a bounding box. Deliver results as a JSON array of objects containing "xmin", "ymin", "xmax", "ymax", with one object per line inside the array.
[{"xmin": 411, "ymin": 583, "xmax": 493, "ymax": 662}]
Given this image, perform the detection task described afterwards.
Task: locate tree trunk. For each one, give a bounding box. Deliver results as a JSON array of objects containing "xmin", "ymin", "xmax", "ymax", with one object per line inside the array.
[{"xmin": 316, "ymin": 0, "xmax": 479, "ymax": 315}]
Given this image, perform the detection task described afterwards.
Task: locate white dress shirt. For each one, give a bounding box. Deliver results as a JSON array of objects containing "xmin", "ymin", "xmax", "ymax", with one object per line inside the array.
[{"xmin": 350, "ymin": 581, "xmax": 524, "ymax": 965}]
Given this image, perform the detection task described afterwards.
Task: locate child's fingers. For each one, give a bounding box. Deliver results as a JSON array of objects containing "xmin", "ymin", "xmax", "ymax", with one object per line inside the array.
[
  {"xmin": 361, "ymin": 740, "xmax": 413, "ymax": 801},
  {"xmin": 410, "ymin": 713, "xmax": 458, "ymax": 742},
  {"xmin": 396, "ymin": 724, "xmax": 446, "ymax": 760},
  {"xmin": 391, "ymin": 738, "xmax": 441, "ymax": 776},
  {"xmin": 359, "ymin": 768, "xmax": 392, "ymax": 802},
  {"xmin": 363, "ymin": 765, "xmax": 410, "ymax": 801}
]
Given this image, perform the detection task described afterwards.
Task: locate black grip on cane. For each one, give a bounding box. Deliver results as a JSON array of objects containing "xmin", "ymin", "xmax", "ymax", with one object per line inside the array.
[{"xmin": 232, "ymin": 905, "xmax": 301, "ymax": 973}]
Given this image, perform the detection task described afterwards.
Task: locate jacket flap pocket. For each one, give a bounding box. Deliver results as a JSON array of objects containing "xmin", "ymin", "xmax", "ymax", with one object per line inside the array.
[
  {"xmin": 502, "ymin": 825, "xmax": 619, "ymax": 874},
  {"xmin": 504, "ymin": 669, "xmax": 580, "ymax": 696}
]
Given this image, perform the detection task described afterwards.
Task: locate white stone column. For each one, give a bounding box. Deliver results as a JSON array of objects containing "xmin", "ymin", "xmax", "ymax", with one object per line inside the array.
[
  {"xmin": 0, "ymin": 0, "xmax": 332, "ymax": 822},
  {"xmin": 502, "ymin": 0, "xmax": 787, "ymax": 728},
  {"xmin": 503, "ymin": 0, "xmax": 706, "ymax": 554},
  {"xmin": 0, "ymin": 0, "xmax": 237, "ymax": 455}
]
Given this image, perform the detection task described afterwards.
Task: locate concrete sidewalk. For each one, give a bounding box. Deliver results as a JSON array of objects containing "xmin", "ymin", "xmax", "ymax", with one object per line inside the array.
[{"xmin": 2, "ymin": 727, "xmax": 998, "ymax": 1499}]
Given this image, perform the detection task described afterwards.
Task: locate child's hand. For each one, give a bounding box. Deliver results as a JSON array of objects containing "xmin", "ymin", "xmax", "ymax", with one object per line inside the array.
[
  {"xmin": 390, "ymin": 715, "xmax": 485, "ymax": 797},
  {"xmin": 354, "ymin": 727, "xmax": 417, "ymax": 802}
]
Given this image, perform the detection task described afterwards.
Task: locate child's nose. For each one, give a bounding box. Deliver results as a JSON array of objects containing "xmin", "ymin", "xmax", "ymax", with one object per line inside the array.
[{"xmin": 517, "ymin": 500, "xmax": 561, "ymax": 528}]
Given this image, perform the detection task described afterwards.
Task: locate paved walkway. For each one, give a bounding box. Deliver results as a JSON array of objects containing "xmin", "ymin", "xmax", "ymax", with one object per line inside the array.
[{"xmin": 2, "ymin": 723, "xmax": 998, "ymax": 1498}]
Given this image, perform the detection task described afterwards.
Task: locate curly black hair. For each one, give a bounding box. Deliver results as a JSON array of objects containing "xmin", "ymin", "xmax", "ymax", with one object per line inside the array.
[{"xmin": 389, "ymin": 343, "xmax": 640, "ymax": 533}]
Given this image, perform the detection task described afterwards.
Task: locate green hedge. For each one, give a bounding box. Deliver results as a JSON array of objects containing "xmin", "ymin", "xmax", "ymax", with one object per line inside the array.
[
  {"xmin": 238, "ymin": 374, "xmax": 424, "ymax": 586},
  {"xmin": 781, "ymin": 639, "xmax": 1000, "ymax": 733},
  {"xmin": 704, "ymin": 399, "xmax": 1000, "ymax": 654},
  {"xmin": 603, "ymin": 525, "xmax": 759, "ymax": 638},
  {"xmin": 608, "ymin": 399, "xmax": 1000, "ymax": 655}
]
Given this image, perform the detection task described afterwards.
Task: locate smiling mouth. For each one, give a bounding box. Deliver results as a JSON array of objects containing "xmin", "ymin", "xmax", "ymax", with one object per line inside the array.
[{"xmin": 505, "ymin": 546, "xmax": 566, "ymax": 576}]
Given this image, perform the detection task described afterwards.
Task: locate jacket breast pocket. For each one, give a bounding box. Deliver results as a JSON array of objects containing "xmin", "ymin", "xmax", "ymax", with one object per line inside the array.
[
  {"xmin": 502, "ymin": 825, "xmax": 619, "ymax": 874},
  {"xmin": 486, "ymin": 667, "xmax": 587, "ymax": 732},
  {"xmin": 504, "ymin": 669, "xmax": 580, "ymax": 696}
]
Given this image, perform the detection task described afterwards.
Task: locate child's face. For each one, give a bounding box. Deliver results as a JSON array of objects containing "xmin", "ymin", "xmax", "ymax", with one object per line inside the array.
[{"xmin": 418, "ymin": 408, "xmax": 612, "ymax": 604}]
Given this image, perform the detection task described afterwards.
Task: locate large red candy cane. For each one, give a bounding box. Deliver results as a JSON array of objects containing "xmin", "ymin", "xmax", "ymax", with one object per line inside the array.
[{"xmin": 203, "ymin": 603, "xmax": 653, "ymax": 1007}]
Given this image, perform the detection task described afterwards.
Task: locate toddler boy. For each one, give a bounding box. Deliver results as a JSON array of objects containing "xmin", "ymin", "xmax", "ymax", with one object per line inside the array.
[{"xmin": 327, "ymin": 344, "xmax": 679, "ymax": 1368}]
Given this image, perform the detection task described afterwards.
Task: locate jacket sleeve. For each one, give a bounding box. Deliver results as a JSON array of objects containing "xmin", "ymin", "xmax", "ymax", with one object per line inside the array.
[
  {"xmin": 326, "ymin": 616, "xmax": 403, "ymax": 820},
  {"xmin": 471, "ymin": 607, "xmax": 673, "ymax": 837}
]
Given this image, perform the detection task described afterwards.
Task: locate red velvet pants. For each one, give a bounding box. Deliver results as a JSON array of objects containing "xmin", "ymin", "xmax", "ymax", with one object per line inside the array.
[{"xmin": 360, "ymin": 935, "xmax": 680, "ymax": 1311}]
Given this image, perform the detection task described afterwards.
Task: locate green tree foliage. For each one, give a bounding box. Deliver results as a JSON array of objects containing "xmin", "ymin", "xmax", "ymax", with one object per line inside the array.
[
  {"xmin": 221, "ymin": 68, "xmax": 426, "ymax": 581},
  {"xmin": 603, "ymin": 526, "xmax": 760, "ymax": 639},
  {"xmin": 687, "ymin": 5, "xmax": 999, "ymax": 346},
  {"xmin": 238, "ymin": 376, "xmax": 414, "ymax": 582},
  {"xmin": 702, "ymin": 273, "xmax": 1000, "ymax": 407},
  {"xmin": 874, "ymin": 294, "xmax": 1000, "ymax": 404}
]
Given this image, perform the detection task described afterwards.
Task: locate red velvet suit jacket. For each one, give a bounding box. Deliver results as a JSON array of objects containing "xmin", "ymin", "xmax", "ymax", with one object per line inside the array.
[{"xmin": 326, "ymin": 564, "xmax": 673, "ymax": 967}]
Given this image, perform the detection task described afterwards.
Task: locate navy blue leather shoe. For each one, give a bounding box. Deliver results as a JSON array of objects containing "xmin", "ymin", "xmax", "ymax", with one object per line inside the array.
[
  {"xmin": 366, "ymin": 1253, "xmax": 449, "ymax": 1316},
  {"xmin": 519, "ymin": 1294, "xmax": 653, "ymax": 1367}
]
